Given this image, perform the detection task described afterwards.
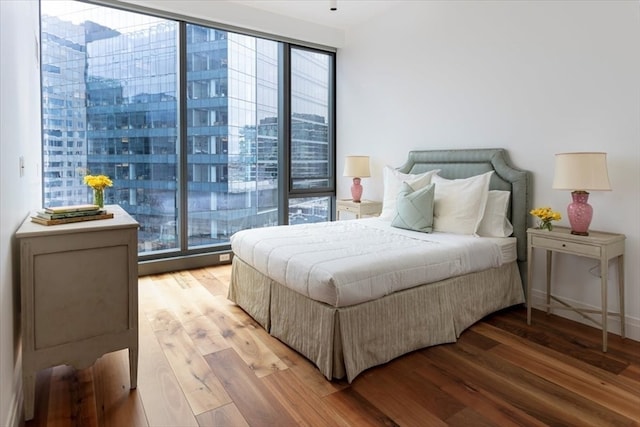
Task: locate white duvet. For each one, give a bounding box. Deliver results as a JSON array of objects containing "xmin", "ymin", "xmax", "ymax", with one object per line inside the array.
[{"xmin": 230, "ymin": 218, "xmax": 516, "ymax": 308}]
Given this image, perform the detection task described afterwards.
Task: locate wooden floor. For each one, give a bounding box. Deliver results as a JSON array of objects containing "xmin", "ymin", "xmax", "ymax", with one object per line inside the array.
[{"xmin": 25, "ymin": 264, "xmax": 640, "ymax": 427}]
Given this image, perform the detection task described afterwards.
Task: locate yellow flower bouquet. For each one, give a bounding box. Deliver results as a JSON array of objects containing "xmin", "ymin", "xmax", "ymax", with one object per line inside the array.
[
  {"xmin": 530, "ymin": 206, "xmax": 561, "ymax": 231},
  {"xmin": 83, "ymin": 174, "xmax": 113, "ymax": 208}
]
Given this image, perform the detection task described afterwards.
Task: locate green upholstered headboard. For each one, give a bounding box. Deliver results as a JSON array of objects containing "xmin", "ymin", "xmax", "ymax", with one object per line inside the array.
[{"xmin": 396, "ymin": 149, "xmax": 530, "ymax": 266}]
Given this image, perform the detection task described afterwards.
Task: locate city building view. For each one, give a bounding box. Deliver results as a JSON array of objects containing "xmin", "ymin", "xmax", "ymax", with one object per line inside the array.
[{"xmin": 40, "ymin": 1, "xmax": 333, "ymax": 255}]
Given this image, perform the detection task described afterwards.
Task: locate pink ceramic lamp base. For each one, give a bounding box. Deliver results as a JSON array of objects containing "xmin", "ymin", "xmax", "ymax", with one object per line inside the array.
[
  {"xmin": 567, "ymin": 191, "xmax": 593, "ymax": 236},
  {"xmin": 351, "ymin": 177, "xmax": 363, "ymax": 203}
]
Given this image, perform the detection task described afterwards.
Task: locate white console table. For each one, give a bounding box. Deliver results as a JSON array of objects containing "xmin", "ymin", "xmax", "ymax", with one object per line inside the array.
[
  {"xmin": 526, "ymin": 226, "xmax": 625, "ymax": 352},
  {"xmin": 16, "ymin": 205, "xmax": 139, "ymax": 420}
]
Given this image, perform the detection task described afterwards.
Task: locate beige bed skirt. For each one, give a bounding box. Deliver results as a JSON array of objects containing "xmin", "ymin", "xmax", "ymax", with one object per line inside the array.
[{"xmin": 228, "ymin": 257, "xmax": 525, "ymax": 382}]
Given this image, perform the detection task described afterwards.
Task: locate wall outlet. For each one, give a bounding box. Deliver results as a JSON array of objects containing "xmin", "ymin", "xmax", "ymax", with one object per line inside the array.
[{"xmin": 219, "ymin": 253, "xmax": 231, "ymax": 262}]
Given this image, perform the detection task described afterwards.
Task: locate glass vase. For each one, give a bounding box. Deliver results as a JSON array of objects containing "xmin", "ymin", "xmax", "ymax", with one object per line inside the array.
[
  {"xmin": 539, "ymin": 220, "xmax": 553, "ymax": 231},
  {"xmin": 93, "ymin": 188, "xmax": 104, "ymax": 208}
]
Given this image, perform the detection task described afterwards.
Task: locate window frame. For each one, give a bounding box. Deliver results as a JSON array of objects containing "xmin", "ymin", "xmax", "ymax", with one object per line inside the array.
[{"xmin": 39, "ymin": 0, "xmax": 337, "ymax": 274}]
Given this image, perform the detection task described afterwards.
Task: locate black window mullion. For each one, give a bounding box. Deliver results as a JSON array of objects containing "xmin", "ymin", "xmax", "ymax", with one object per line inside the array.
[
  {"xmin": 279, "ymin": 43, "xmax": 291, "ymax": 225},
  {"xmin": 329, "ymin": 52, "xmax": 337, "ymax": 219},
  {"xmin": 178, "ymin": 21, "xmax": 189, "ymax": 252}
]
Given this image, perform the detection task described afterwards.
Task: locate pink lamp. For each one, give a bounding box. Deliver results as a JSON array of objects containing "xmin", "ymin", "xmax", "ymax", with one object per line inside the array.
[
  {"xmin": 343, "ymin": 156, "xmax": 370, "ymax": 203},
  {"xmin": 552, "ymin": 152, "xmax": 611, "ymax": 236}
]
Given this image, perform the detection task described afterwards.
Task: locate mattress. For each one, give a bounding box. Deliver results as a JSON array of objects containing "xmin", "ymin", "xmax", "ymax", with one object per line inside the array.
[{"xmin": 230, "ymin": 218, "xmax": 517, "ymax": 308}]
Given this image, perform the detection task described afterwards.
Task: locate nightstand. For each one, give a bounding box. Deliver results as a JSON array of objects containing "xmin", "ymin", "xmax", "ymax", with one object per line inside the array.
[
  {"xmin": 526, "ymin": 226, "xmax": 625, "ymax": 351},
  {"xmin": 16, "ymin": 205, "xmax": 139, "ymax": 420},
  {"xmin": 336, "ymin": 199, "xmax": 382, "ymax": 220}
]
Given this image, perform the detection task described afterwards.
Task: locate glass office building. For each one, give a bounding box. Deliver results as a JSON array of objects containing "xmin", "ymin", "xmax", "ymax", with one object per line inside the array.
[{"xmin": 41, "ymin": 2, "xmax": 332, "ymax": 256}]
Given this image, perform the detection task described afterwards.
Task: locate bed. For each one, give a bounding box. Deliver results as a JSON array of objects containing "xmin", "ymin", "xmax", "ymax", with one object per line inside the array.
[{"xmin": 228, "ymin": 148, "xmax": 529, "ymax": 382}]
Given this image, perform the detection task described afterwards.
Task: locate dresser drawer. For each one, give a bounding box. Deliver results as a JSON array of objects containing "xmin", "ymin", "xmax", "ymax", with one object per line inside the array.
[
  {"xmin": 339, "ymin": 204, "xmax": 361, "ymax": 213},
  {"xmin": 531, "ymin": 235, "xmax": 601, "ymax": 257}
]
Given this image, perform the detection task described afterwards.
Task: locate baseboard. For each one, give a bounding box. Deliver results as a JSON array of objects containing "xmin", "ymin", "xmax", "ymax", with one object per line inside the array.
[{"xmin": 530, "ymin": 289, "xmax": 640, "ymax": 342}]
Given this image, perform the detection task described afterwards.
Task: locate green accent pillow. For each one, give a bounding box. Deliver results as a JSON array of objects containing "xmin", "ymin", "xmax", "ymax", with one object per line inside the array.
[{"xmin": 391, "ymin": 182, "xmax": 435, "ymax": 233}]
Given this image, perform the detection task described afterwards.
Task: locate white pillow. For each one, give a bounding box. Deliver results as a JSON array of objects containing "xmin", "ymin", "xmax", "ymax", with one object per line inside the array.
[
  {"xmin": 431, "ymin": 171, "xmax": 494, "ymax": 235},
  {"xmin": 379, "ymin": 166, "xmax": 440, "ymax": 220},
  {"xmin": 477, "ymin": 190, "xmax": 514, "ymax": 237}
]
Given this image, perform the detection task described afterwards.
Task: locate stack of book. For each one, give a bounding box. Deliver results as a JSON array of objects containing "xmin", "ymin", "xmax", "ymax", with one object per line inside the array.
[{"xmin": 31, "ymin": 204, "xmax": 114, "ymax": 226}]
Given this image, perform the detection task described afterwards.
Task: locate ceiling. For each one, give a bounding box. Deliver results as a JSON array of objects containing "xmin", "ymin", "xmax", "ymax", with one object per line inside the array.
[{"xmin": 230, "ymin": 0, "xmax": 395, "ymax": 31}]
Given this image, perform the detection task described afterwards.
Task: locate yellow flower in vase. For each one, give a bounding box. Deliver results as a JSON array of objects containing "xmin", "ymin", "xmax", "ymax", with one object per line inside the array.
[
  {"xmin": 530, "ymin": 206, "xmax": 562, "ymax": 231},
  {"xmin": 83, "ymin": 174, "xmax": 113, "ymax": 208}
]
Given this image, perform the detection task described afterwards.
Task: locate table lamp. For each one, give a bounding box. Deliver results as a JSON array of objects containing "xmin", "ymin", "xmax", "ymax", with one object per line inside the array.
[
  {"xmin": 343, "ymin": 156, "xmax": 370, "ymax": 203},
  {"xmin": 552, "ymin": 152, "xmax": 611, "ymax": 236}
]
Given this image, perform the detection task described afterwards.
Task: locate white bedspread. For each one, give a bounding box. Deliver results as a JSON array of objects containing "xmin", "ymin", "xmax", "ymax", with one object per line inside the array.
[{"xmin": 230, "ymin": 218, "xmax": 516, "ymax": 308}]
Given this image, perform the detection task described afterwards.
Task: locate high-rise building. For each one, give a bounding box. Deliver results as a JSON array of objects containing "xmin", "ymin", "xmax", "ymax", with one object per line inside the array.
[
  {"xmin": 41, "ymin": 3, "xmax": 330, "ymax": 255},
  {"xmin": 41, "ymin": 15, "xmax": 89, "ymax": 205}
]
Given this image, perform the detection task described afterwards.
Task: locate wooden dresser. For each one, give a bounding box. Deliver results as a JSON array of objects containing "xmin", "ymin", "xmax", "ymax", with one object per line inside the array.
[{"xmin": 16, "ymin": 205, "xmax": 139, "ymax": 420}]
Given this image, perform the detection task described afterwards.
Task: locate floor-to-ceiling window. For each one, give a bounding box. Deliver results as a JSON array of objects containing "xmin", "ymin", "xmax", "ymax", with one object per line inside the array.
[
  {"xmin": 288, "ymin": 47, "xmax": 334, "ymax": 224},
  {"xmin": 40, "ymin": 1, "xmax": 335, "ymax": 264}
]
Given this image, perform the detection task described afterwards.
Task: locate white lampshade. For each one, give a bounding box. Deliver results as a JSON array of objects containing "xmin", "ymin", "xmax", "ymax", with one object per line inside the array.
[
  {"xmin": 552, "ymin": 152, "xmax": 611, "ymax": 191},
  {"xmin": 343, "ymin": 156, "xmax": 370, "ymax": 178}
]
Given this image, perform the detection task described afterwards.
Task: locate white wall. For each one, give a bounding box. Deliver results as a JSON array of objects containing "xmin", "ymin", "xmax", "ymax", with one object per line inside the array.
[
  {"xmin": 0, "ymin": 0, "xmax": 43, "ymax": 425},
  {"xmin": 115, "ymin": 0, "xmax": 344, "ymax": 48},
  {"xmin": 337, "ymin": 0, "xmax": 640, "ymax": 339}
]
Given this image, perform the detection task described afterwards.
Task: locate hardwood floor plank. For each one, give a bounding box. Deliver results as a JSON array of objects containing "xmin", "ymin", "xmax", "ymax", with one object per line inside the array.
[
  {"xmin": 195, "ymin": 403, "xmax": 250, "ymax": 427},
  {"xmin": 444, "ymin": 407, "xmax": 496, "ymax": 427},
  {"xmin": 204, "ymin": 265, "xmax": 232, "ymax": 286},
  {"xmin": 218, "ymin": 293, "xmax": 350, "ymax": 398},
  {"xmin": 46, "ymin": 365, "xmax": 78, "ymax": 427},
  {"xmin": 489, "ymin": 308, "xmax": 639, "ymax": 369},
  {"xmin": 149, "ymin": 274, "xmax": 203, "ymax": 325},
  {"xmin": 412, "ymin": 356, "xmax": 547, "ymax": 427},
  {"xmin": 182, "ymin": 315, "xmax": 232, "ymax": 356},
  {"xmin": 187, "ymin": 268, "xmax": 229, "ymax": 297},
  {"xmin": 356, "ymin": 349, "xmax": 471, "ymax": 423},
  {"xmin": 136, "ymin": 299, "xmax": 199, "ymax": 427},
  {"xmin": 92, "ymin": 350, "xmax": 147, "ymax": 427},
  {"xmin": 351, "ymin": 365, "xmax": 450, "ymax": 426},
  {"xmin": 489, "ymin": 342, "xmax": 640, "ymax": 423},
  {"xmin": 137, "ymin": 276, "xmax": 164, "ymax": 315},
  {"xmin": 455, "ymin": 328, "xmax": 501, "ymax": 351},
  {"xmin": 426, "ymin": 341, "xmax": 632, "ymax": 426},
  {"xmin": 197, "ymin": 292, "xmax": 288, "ymax": 378},
  {"xmin": 262, "ymin": 368, "xmax": 348, "ymax": 427},
  {"xmin": 621, "ymin": 363, "xmax": 640, "ymax": 382},
  {"xmin": 154, "ymin": 317, "xmax": 232, "ymax": 415},
  {"xmin": 475, "ymin": 322, "xmax": 640, "ymax": 405},
  {"xmin": 172, "ymin": 270, "xmax": 201, "ymax": 290},
  {"xmin": 521, "ymin": 307, "xmax": 640, "ymax": 360},
  {"xmin": 256, "ymin": 331, "xmax": 349, "ymax": 399},
  {"xmin": 71, "ymin": 368, "xmax": 98, "ymax": 426},
  {"xmin": 473, "ymin": 319, "xmax": 640, "ymax": 397},
  {"xmin": 71, "ymin": 367, "xmax": 98, "ymax": 427},
  {"xmin": 146, "ymin": 308, "xmax": 178, "ymax": 333},
  {"xmin": 321, "ymin": 387, "xmax": 399, "ymax": 427},
  {"xmin": 204, "ymin": 348, "xmax": 299, "ymax": 426}
]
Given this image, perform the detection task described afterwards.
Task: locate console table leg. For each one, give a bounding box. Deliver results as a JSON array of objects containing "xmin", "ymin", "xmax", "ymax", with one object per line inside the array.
[
  {"xmin": 527, "ymin": 243, "xmax": 533, "ymax": 325},
  {"xmin": 23, "ymin": 371, "xmax": 35, "ymax": 421},
  {"xmin": 545, "ymin": 250, "xmax": 552, "ymax": 315},
  {"xmin": 619, "ymin": 254, "xmax": 625, "ymax": 339},
  {"xmin": 129, "ymin": 346, "xmax": 138, "ymax": 389},
  {"xmin": 601, "ymin": 257, "xmax": 608, "ymax": 352}
]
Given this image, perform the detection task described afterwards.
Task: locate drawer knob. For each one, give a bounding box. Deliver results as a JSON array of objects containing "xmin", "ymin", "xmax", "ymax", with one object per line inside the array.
[{"xmin": 562, "ymin": 244, "xmax": 566, "ymax": 247}]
